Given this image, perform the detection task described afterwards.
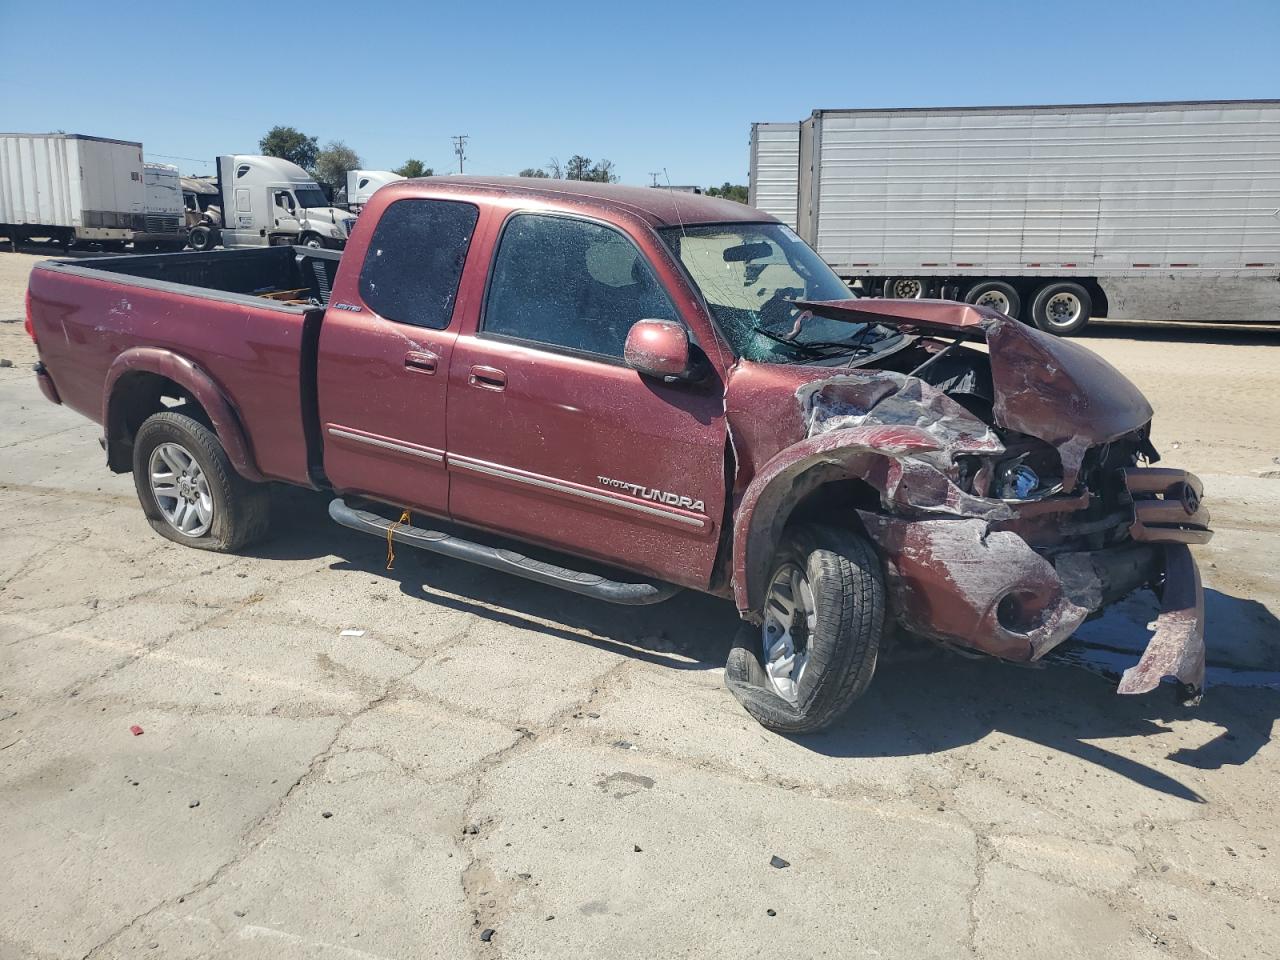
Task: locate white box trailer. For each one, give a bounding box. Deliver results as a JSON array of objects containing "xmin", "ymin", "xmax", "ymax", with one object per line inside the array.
[
  {"xmin": 0, "ymin": 133, "xmax": 145, "ymax": 248},
  {"xmin": 747, "ymin": 122, "xmax": 801, "ymax": 229},
  {"xmin": 751, "ymin": 100, "xmax": 1280, "ymax": 332}
]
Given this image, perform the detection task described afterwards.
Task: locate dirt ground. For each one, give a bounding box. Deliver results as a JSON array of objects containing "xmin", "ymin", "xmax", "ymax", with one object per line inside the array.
[{"xmin": 2, "ymin": 247, "xmax": 1279, "ymax": 960}]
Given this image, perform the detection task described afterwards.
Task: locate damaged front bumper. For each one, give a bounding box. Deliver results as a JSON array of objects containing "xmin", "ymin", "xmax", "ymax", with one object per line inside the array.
[{"xmin": 860, "ymin": 467, "xmax": 1211, "ymax": 702}]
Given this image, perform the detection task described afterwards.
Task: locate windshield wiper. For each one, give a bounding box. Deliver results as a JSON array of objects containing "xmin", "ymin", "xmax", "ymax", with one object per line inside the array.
[{"xmin": 751, "ymin": 325, "xmax": 830, "ymax": 358}]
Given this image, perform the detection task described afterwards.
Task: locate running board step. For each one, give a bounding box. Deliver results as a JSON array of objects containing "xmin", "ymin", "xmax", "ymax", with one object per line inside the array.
[{"xmin": 329, "ymin": 498, "xmax": 680, "ymax": 605}]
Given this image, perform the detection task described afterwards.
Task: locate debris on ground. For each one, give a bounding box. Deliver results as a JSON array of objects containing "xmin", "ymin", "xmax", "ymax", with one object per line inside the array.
[
  {"xmin": 633, "ymin": 844, "xmax": 642, "ymax": 853},
  {"xmin": 339, "ymin": 629, "xmax": 366, "ymax": 637},
  {"xmin": 0, "ymin": 358, "xmax": 12, "ymax": 368},
  {"xmin": 769, "ymin": 855, "xmax": 790, "ymax": 869},
  {"xmin": 767, "ymin": 909, "xmax": 777, "ymax": 917},
  {"xmin": 322, "ymin": 811, "xmax": 333, "ymax": 819},
  {"xmin": 188, "ymin": 800, "xmax": 200, "ymax": 808},
  {"xmin": 129, "ymin": 725, "xmax": 144, "ymax": 736},
  {"xmin": 479, "ymin": 928, "xmax": 495, "ymax": 942}
]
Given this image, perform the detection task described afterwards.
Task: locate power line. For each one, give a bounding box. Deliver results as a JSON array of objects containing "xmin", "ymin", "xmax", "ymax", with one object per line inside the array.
[{"xmin": 452, "ymin": 135, "xmax": 469, "ymax": 174}]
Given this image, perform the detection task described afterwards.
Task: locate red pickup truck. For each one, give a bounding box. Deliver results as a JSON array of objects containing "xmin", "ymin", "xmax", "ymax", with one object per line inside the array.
[{"xmin": 25, "ymin": 178, "xmax": 1212, "ymax": 732}]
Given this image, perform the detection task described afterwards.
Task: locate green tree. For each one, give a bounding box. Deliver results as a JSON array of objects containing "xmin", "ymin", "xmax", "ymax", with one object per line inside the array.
[
  {"xmin": 564, "ymin": 155, "xmax": 619, "ymax": 183},
  {"xmin": 518, "ymin": 167, "xmax": 550, "ymax": 178},
  {"xmin": 313, "ymin": 140, "xmax": 362, "ymax": 196},
  {"xmin": 706, "ymin": 182, "xmax": 748, "ymax": 203},
  {"xmin": 394, "ymin": 159, "xmax": 432, "ymax": 178},
  {"xmin": 259, "ymin": 126, "xmax": 319, "ymax": 170}
]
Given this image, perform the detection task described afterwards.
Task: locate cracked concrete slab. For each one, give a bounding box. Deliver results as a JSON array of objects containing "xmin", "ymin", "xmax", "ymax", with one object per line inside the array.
[
  {"xmin": 462, "ymin": 740, "xmax": 976, "ymax": 959},
  {"xmin": 0, "ymin": 705, "xmax": 341, "ymax": 959}
]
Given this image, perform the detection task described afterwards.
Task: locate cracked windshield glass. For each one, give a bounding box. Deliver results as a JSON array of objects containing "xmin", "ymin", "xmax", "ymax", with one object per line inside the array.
[{"xmin": 661, "ymin": 223, "xmax": 892, "ymax": 363}]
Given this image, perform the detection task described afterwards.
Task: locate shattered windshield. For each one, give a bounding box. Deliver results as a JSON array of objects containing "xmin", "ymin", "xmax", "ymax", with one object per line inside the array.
[{"xmin": 660, "ymin": 223, "xmax": 894, "ymax": 363}]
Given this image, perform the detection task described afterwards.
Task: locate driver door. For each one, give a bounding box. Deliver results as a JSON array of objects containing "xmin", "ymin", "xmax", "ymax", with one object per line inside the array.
[
  {"xmin": 445, "ymin": 212, "xmax": 728, "ymax": 589},
  {"xmin": 271, "ymin": 189, "xmax": 299, "ymax": 239}
]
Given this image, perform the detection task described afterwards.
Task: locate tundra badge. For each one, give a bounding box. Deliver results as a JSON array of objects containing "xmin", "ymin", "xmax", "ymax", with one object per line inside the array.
[{"xmin": 598, "ymin": 476, "xmax": 704, "ymax": 512}]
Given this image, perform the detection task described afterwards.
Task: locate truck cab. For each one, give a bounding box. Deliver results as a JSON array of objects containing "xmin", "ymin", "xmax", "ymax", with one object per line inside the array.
[
  {"xmin": 133, "ymin": 162, "xmax": 187, "ymax": 252},
  {"xmin": 345, "ymin": 170, "xmax": 405, "ymax": 214},
  {"xmin": 216, "ymin": 155, "xmax": 355, "ymax": 249}
]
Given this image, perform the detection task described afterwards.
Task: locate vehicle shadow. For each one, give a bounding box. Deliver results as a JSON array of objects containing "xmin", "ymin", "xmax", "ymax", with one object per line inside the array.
[
  {"xmin": 1079, "ymin": 322, "xmax": 1280, "ymax": 346},
  {"xmin": 248, "ymin": 485, "xmax": 739, "ymax": 671},
  {"xmin": 792, "ymin": 639, "xmax": 1280, "ymax": 803},
  {"xmin": 251, "ymin": 487, "xmax": 1278, "ymax": 800}
]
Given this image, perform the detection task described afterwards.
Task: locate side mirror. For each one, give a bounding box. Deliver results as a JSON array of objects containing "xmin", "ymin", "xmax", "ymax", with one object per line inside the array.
[{"xmin": 624, "ymin": 319, "xmax": 698, "ymax": 382}]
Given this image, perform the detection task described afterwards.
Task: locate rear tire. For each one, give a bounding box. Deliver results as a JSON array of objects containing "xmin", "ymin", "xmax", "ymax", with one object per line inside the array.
[
  {"xmin": 1030, "ymin": 281, "xmax": 1092, "ymax": 335},
  {"xmin": 724, "ymin": 525, "xmax": 885, "ymax": 734},
  {"xmin": 886, "ymin": 277, "xmax": 926, "ymax": 299},
  {"xmin": 132, "ymin": 412, "xmax": 270, "ymax": 552},
  {"xmin": 965, "ymin": 280, "xmax": 1021, "ymax": 319}
]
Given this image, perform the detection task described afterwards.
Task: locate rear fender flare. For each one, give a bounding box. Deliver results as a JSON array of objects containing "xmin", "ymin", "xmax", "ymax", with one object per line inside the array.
[
  {"xmin": 730, "ymin": 426, "xmax": 943, "ymax": 617},
  {"xmin": 103, "ymin": 347, "xmax": 263, "ymax": 481}
]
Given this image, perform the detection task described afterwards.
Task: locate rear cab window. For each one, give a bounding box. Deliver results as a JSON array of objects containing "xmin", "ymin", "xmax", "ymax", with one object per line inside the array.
[
  {"xmin": 482, "ymin": 213, "xmax": 678, "ymax": 361},
  {"xmin": 358, "ymin": 198, "xmax": 479, "ymax": 329}
]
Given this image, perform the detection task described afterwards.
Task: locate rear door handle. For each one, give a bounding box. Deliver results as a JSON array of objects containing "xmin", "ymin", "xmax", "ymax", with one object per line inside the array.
[
  {"xmin": 404, "ymin": 350, "xmax": 438, "ymax": 375},
  {"xmin": 469, "ymin": 365, "xmax": 507, "ymax": 390}
]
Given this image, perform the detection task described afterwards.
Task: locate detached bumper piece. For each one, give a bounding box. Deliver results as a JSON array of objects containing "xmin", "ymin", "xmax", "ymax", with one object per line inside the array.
[
  {"xmin": 1116, "ymin": 543, "xmax": 1206, "ymax": 704},
  {"xmin": 1124, "ymin": 467, "xmax": 1211, "ymax": 544},
  {"xmin": 329, "ymin": 498, "xmax": 680, "ymax": 605}
]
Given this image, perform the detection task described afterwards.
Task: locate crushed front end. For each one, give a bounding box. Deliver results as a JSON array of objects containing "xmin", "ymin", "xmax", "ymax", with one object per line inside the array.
[{"xmin": 789, "ymin": 299, "xmax": 1213, "ymax": 701}]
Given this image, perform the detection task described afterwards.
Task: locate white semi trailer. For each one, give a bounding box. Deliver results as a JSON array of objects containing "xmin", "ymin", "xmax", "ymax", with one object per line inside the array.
[
  {"xmin": 750, "ymin": 100, "xmax": 1280, "ymax": 333},
  {"xmin": 0, "ymin": 133, "xmax": 145, "ymax": 249}
]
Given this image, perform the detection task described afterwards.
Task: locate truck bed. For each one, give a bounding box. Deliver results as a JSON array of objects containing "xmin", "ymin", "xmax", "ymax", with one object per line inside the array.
[
  {"xmin": 55, "ymin": 245, "xmax": 342, "ymax": 306},
  {"xmin": 27, "ymin": 246, "xmax": 340, "ymax": 487}
]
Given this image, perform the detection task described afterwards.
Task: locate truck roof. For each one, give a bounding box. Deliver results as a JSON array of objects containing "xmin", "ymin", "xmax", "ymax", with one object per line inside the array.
[{"xmin": 394, "ymin": 176, "xmax": 776, "ymax": 228}]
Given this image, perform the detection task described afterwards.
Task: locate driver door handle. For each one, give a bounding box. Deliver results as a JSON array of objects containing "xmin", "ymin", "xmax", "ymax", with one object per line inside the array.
[
  {"xmin": 404, "ymin": 351, "xmax": 438, "ymax": 375},
  {"xmin": 469, "ymin": 365, "xmax": 507, "ymax": 391}
]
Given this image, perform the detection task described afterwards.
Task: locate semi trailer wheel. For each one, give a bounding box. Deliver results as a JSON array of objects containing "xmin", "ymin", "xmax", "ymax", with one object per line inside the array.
[
  {"xmin": 965, "ymin": 280, "xmax": 1021, "ymax": 318},
  {"xmin": 132, "ymin": 412, "xmax": 271, "ymax": 552},
  {"xmin": 724, "ymin": 525, "xmax": 885, "ymax": 734},
  {"xmin": 1030, "ymin": 281, "xmax": 1092, "ymax": 335},
  {"xmin": 886, "ymin": 277, "xmax": 926, "ymax": 299}
]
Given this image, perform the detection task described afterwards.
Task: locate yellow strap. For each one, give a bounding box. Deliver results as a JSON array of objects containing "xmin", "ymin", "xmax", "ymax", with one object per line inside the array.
[{"xmin": 386, "ymin": 510, "xmax": 411, "ymax": 570}]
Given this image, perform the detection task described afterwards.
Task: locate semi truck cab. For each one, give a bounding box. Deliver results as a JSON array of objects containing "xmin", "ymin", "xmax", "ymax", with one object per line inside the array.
[
  {"xmin": 346, "ymin": 170, "xmax": 405, "ymax": 214},
  {"xmin": 216, "ymin": 155, "xmax": 355, "ymax": 250}
]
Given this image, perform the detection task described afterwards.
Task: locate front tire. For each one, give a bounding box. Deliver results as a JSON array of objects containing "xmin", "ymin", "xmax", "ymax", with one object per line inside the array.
[
  {"xmin": 299, "ymin": 232, "xmax": 324, "ymax": 249},
  {"xmin": 724, "ymin": 525, "xmax": 885, "ymax": 734},
  {"xmin": 132, "ymin": 412, "xmax": 270, "ymax": 552},
  {"xmin": 1030, "ymin": 281, "xmax": 1092, "ymax": 335},
  {"xmin": 188, "ymin": 226, "xmax": 214, "ymax": 251}
]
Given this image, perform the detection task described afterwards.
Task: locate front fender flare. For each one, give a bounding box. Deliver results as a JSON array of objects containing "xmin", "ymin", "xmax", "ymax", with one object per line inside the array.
[
  {"xmin": 103, "ymin": 347, "xmax": 263, "ymax": 481},
  {"xmin": 730, "ymin": 425, "xmax": 943, "ymax": 617}
]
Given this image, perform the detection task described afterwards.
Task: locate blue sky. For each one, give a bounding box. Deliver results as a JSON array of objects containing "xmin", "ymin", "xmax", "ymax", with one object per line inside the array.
[{"xmin": 2, "ymin": 0, "xmax": 1277, "ymax": 185}]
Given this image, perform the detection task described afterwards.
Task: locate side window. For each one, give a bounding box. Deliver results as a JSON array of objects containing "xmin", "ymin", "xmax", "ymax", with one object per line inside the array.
[
  {"xmin": 358, "ymin": 198, "xmax": 479, "ymax": 329},
  {"xmin": 483, "ymin": 214, "xmax": 677, "ymax": 359}
]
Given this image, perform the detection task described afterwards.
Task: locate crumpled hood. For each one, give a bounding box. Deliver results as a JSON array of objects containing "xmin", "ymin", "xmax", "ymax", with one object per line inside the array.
[{"xmin": 796, "ymin": 298, "xmax": 1154, "ymax": 486}]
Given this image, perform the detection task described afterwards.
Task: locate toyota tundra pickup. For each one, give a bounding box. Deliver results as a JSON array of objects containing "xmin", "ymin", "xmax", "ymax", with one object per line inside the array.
[{"xmin": 24, "ymin": 177, "xmax": 1212, "ymax": 732}]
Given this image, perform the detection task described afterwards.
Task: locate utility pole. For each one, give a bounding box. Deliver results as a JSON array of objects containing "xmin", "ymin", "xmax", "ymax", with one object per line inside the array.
[
  {"xmin": 452, "ymin": 135, "xmax": 469, "ymax": 174},
  {"xmin": 647, "ymin": 172, "xmax": 661, "ymax": 187}
]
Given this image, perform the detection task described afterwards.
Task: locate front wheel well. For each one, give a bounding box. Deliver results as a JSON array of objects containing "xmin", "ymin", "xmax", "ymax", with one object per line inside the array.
[
  {"xmin": 741, "ymin": 468, "xmax": 882, "ymax": 618},
  {"xmin": 106, "ymin": 372, "xmax": 212, "ymax": 472}
]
